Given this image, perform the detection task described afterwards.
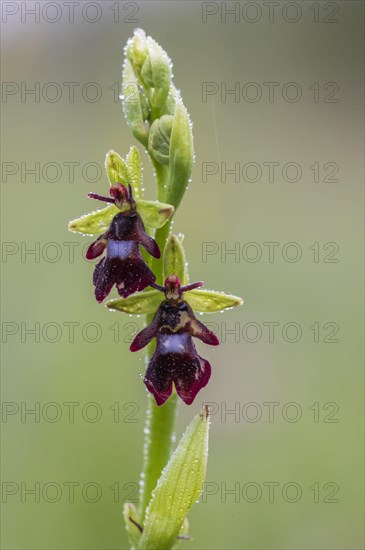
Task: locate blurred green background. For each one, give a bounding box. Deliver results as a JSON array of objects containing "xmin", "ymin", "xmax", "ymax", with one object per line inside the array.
[{"xmin": 1, "ymin": 1, "xmax": 364, "ymax": 548}]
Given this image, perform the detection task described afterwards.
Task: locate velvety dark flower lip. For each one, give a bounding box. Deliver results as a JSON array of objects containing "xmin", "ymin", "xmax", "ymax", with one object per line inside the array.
[
  {"xmin": 86, "ymin": 184, "xmax": 160, "ymax": 302},
  {"xmin": 130, "ymin": 275, "xmax": 219, "ymax": 406}
]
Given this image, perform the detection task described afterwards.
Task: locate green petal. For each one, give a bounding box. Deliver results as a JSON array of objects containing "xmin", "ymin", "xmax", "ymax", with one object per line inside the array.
[
  {"xmin": 106, "ymin": 289, "xmax": 163, "ymax": 315},
  {"xmin": 138, "ymin": 407, "xmax": 210, "ymax": 550},
  {"xmin": 68, "ymin": 204, "xmax": 119, "ymax": 235},
  {"xmin": 136, "ymin": 199, "xmax": 174, "ymax": 229},
  {"xmin": 185, "ymin": 289, "xmax": 243, "ymax": 313},
  {"xmin": 126, "ymin": 146, "xmax": 143, "ymax": 199},
  {"xmin": 123, "ymin": 503, "xmax": 142, "ymax": 549},
  {"xmin": 163, "ymin": 234, "xmax": 189, "ymax": 285}
]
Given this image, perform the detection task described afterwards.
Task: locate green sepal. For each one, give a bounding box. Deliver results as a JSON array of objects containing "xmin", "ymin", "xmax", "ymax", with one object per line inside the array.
[
  {"xmin": 105, "ymin": 150, "xmax": 129, "ymax": 188},
  {"xmin": 186, "ymin": 289, "xmax": 243, "ymax": 313},
  {"xmin": 123, "ymin": 502, "xmax": 142, "ymax": 549},
  {"xmin": 126, "ymin": 146, "xmax": 143, "ymax": 199},
  {"xmin": 68, "ymin": 198, "xmax": 173, "ymax": 236},
  {"xmin": 106, "ymin": 147, "xmax": 143, "ymax": 200},
  {"xmin": 136, "ymin": 199, "xmax": 174, "ymax": 229},
  {"xmin": 165, "ymin": 99, "xmax": 194, "ymax": 210},
  {"xmin": 163, "ymin": 234, "xmax": 189, "ymax": 285},
  {"xmin": 122, "ymin": 58, "xmax": 149, "ymax": 147},
  {"xmin": 68, "ymin": 204, "xmax": 119, "ymax": 236},
  {"xmin": 107, "ymin": 289, "xmax": 163, "ymax": 315},
  {"xmin": 138, "ymin": 407, "xmax": 210, "ymax": 550}
]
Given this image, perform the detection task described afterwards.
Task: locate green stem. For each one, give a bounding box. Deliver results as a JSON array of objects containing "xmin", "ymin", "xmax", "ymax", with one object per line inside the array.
[
  {"xmin": 139, "ymin": 392, "xmax": 178, "ymax": 521},
  {"xmin": 138, "ymin": 168, "xmax": 178, "ymax": 522}
]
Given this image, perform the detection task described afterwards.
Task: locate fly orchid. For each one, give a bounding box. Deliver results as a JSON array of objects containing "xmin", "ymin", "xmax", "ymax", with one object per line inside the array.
[
  {"xmin": 130, "ymin": 275, "xmax": 219, "ymax": 405},
  {"xmin": 86, "ymin": 184, "xmax": 160, "ymax": 302}
]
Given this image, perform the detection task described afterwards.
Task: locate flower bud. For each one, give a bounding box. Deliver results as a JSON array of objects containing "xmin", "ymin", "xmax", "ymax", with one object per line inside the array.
[
  {"xmin": 122, "ymin": 58, "xmax": 149, "ymax": 147},
  {"xmin": 141, "ymin": 37, "xmax": 171, "ymax": 108},
  {"xmin": 148, "ymin": 115, "xmax": 173, "ymax": 165},
  {"xmin": 126, "ymin": 28, "xmax": 148, "ymax": 73},
  {"xmin": 161, "ymin": 86, "xmax": 177, "ymax": 116},
  {"xmin": 140, "ymin": 91, "xmax": 150, "ymax": 121},
  {"xmin": 126, "ymin": 29, "xmax": 171, "ymax": 110}
]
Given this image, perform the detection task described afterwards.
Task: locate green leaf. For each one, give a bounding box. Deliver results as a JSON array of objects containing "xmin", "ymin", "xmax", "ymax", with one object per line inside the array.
[
  {"xmin": 185, "ymin": 289, "xmax": 243, "ymax": 313},
  {"xmin": 138, "ymin": 407, "xmax": 210, "ymax": 550},
  {"xmin": 105, "ymin": 150, "xmax": 129, "ymax": 187},
  {"xmin": 165, "ymin": 99, "xmax": 194, "ymax": 210},
  {"xmin": 163, "ymin": 234, "xmax": 189, "ymax": 285},
  {"xmin": 136, "ymin": 199, "xmax": 174, "ymax": 229},
  {"xmin": 68, "ymin": 204, "xmax": 119, "ymax": 235},
  {"xmin": 123, "ymin": 58, "xmax": 149, "ymax": 147},
  {"xmin": 107, "ymin": 289, "xmax": 163, "ymax": 315},
  {"xmin": 126, "ymin": 146, "xmax": 143, "ymax": 199},
  {"xmin": 123, "ymin": 503, "xmax": 142, "ymax": 549}
]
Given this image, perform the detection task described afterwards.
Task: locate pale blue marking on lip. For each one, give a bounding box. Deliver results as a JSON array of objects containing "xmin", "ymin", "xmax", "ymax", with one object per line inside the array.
[
  {"xmin": 158, "ymin": 333, "xmax": 190, "ymax": 354},
  {"xmin": 107, "ymin": 240, "xmax": 135, "ymax": 259}
]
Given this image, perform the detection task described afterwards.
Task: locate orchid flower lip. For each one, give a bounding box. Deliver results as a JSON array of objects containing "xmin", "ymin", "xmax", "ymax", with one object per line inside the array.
[{"xmin": 107, "ymin": 240, "xmax": 136, "ymax": 259}]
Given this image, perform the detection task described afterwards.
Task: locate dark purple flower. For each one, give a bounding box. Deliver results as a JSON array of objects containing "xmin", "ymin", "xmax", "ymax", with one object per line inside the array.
[
  {"xmin": 86, "ymin": 184, "xmax": 160, "ymax": 302},
  {"xmin": 130, "ymin": 275, "xmax": 219, "ymax": 406}
]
